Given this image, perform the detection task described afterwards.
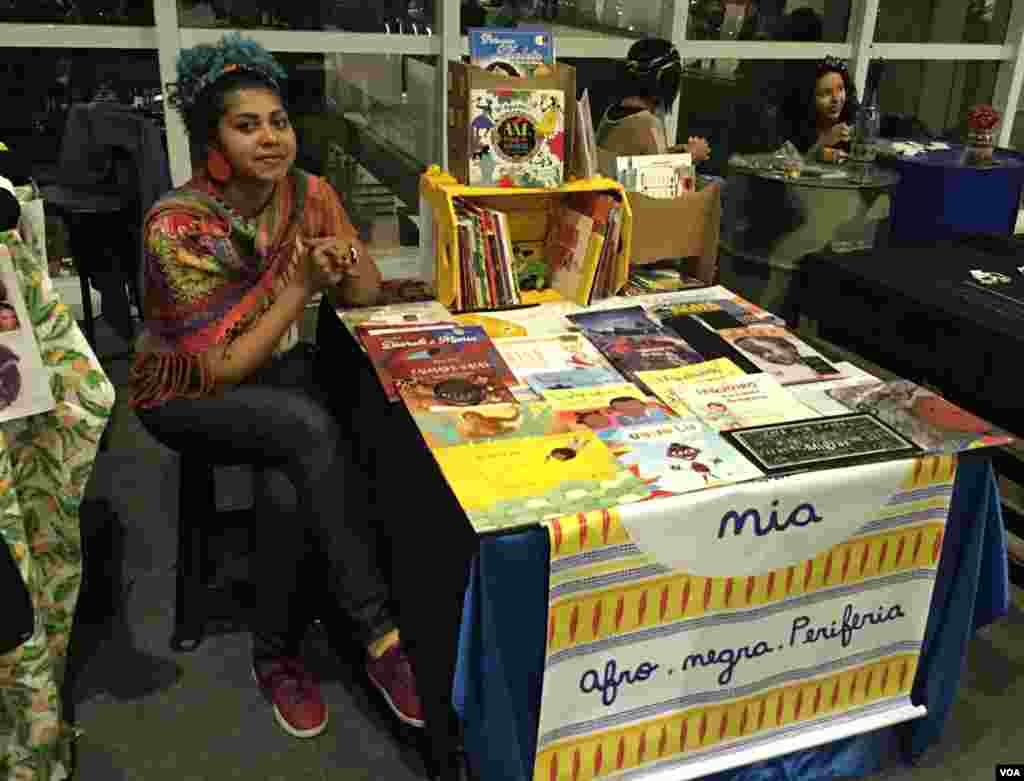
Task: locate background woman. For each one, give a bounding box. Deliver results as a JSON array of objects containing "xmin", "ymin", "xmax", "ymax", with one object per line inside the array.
[
  {"xmin": 129, "ymin": 34, "xmax": 422, "ymax": 739},
  {"xmin": 782, "ymin": 56, "xmax": 859, "ymax": 163},
  {"xmin": 596, "ymin": 38, "xmax": 711, "ymax": 162}
]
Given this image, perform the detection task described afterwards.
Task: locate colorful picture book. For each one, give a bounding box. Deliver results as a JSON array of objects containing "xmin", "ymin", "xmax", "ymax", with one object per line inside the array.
[
  {"xmin": 788, "ymin": 362, "xmax": 883, "ymax": 416},
  {"xmin": 469, "ymin": 88, "xmax": 564, "ymax": 188},
  {"xmin": 567, "ymin": 306, "xmax": 704, "ymax": 388},
  {"xmin": 454, "ymin": 300, "xmax": 582, "ymax": 338},
  {"xmin": 545, "ymin": 191, "xmax": 623, "ymax": 304},
  {"xmin": 412, "ymin": 401, "xmax": 571, "ymax": 449},
  {"xmin": 338, "ymin": 300, "xmax": 453, "ymax": 347},
  {"xmin": 0, "ymin": 254, "xmax": 55, "ymax": 424},
  {"xmin": 598, "ymin": 419, "xmax": 763, "ymax": 497},
  {"xmin": 669, "ymin": 373, "xmax": 818, "ymax": 431},
  {"xmin": 494, "ymin": 332, "xmax": 620, "ymax": 400},
  {"xmin": 468, "ymin": 28, "xmax": 555, "ymax": 78},
  {"xmin": 636, "ymin": 358, "xmax": 747, "ymax": 415},
  {"xmin": 717, "ymin": 325, "xmax": 845, "ymax": 385},
  {"xmin": 825, "ymin": 380, "xmax": 1014, "ymax": 454},
  {"xmin": 430, "ymin": 430, "xmax": 651, "ymax": 532},
  {"xmin": 454, "ymin": 199, "xmax": 521, "ymax": 311},
  {"xmin": 359, "ymin": 323, "xmax": 516, "ymax": 402},
  {"xmin": 526, "ymin": 366, "xmax": 624, "ymax": 393},
  {"xmin": 621, "ymin": 265, "xmax": 708, "ymax": 297}
]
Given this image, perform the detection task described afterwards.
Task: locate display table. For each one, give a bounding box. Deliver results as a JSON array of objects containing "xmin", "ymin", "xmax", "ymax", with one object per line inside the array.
[
  {"xmin": 721, "ymin": 155, "xmax": 898, "ymax": 323},
  {"xmin": 317, "ymin": 290, "xmax": 1009, "ymax": 781},
  {"xmin": 454, "ymin": 454, "xmax": 1006, "ymax": 781},
  {"xmin": 798, "ymin": 239, "xmax": 1024, "ymax": 438},
  {"xmin": 877, "ymin": 144, "xmax": 1024, "ymax": 245}
]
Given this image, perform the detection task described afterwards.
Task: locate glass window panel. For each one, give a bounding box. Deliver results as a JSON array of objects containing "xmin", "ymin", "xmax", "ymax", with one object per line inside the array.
[
  {"xmin": 0, "ymin": 48, "xmax": 162, "ymax": 176},
  {"xmin": 0, "ymin": 1, "xmax": 154, "ymax": 24},
  {"xmin": 687, "ymin": 1, "xmax": 848, "ymax": 44},
  {"xmin": 312, "ymin": 52, "xmax": 434, "ymax": 253},
  {"xmin": 676, "ymin": 56, "xmax": 1000, "ymax": 173},
  {"xmin": 178, "ymin": 0, "xmax": 435, "ymax": 32},
  {"xmin": 875, "ymin": 0, "xmax": 1010, "ymax": 44},
  {"xmin": 877, "ymin": 60, "xmax": 998, "ymax": 139}
]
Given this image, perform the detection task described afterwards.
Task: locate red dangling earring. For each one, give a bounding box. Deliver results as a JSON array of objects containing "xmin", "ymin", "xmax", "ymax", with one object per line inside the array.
[{"xmin": 207, "ymin": 148, "xmax": 233, "ymax": 183}]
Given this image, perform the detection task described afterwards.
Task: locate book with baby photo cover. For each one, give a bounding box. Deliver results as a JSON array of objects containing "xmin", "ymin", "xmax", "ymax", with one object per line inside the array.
[
  {"xmin": 0, "ymin": 251, "xmax": 55, "ymax": 424},
  {"xmin": 717, "ymin": 326, "xmax": 846, "ymax": 385}
]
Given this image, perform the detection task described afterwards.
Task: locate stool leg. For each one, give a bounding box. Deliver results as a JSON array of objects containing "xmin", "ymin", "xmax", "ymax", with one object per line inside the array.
[
  {"xmin": 67, "ymin": 215, "xmax": 98, "ymax": 349},
  {"xmin": 171, "ymin": 457, "xmax": 214, "ymax": 652}
]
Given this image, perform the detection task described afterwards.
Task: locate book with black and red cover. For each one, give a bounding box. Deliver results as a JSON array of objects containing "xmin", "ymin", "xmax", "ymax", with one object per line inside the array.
[{"xmin": 359, "ymin": 323, "xmax": 516, "ymax": 402}]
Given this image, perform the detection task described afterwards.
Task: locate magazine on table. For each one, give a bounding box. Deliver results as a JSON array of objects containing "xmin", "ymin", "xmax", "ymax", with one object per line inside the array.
[{"xmin": 0, "ymin": 251, "xmax": 55, "ymax": 424}]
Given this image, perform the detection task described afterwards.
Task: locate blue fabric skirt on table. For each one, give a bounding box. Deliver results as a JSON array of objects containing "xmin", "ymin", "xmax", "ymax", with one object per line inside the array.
[{"xmin": 454, "ymin": 457, "xmax": 1008, "ymax": 781}]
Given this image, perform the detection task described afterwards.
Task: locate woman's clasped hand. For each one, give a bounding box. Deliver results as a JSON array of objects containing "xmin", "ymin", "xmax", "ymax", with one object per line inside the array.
[{"xmin": 294, "ymin": 234, "xmax": 360, "ymax": 293}]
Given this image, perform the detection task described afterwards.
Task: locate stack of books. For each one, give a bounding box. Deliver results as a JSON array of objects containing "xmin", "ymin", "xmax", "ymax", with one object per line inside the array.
[
  {"xmin": 454, "ymin": 198, "xmax": 522, "ymax": 310},
  {"xmin": 544, "ymin": 191, "xmax": 625, "ymax": 304}
]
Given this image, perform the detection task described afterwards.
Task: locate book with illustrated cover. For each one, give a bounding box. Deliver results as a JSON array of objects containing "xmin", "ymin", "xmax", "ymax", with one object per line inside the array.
[
  {"xmin": 492, "ymin": 332, "xmax": 618, "ymax": 400},
  {"xmin": 398, "ymin": 371, "xmax": 518, "ymax": 413},
  {"xmin": 468, "ymin": 28, "xmax": 555, "ymax": 78},
  {"xmin": 674, "ymin": 373, "xmax": 818, "ymax": 431},
  {"xmin": 339, "ymin": 301, "xmax": 453, "ymax": 345},
  {"xmin": 469, "ymin": 88, "xmax": 564, "ymax": 188},
  {"xmin": 454, "ymin": 300, "xmax": 582, "ymax": 338},
  {"xmin": 621, "ymin": 265, "xmax": 707, "ymax": 297},
  {"xmin": 544, "ymin": 385, "xmax": 677, "ymax": 431},
  {"xmin": 360, "ymin": 324, "xmax": 516, "ymax": 402},
  {"xmin": 615, "ymin": 153, "xmax": 695, "ymax": 197},
  {"xmin": 567, "ymin": 306, "xmax": 704, "ymax": 388},
  {"xmin": 411, "ymin": 401, "xmax": 572, "ymax": 449},
  {"xmin": 614, "ymin": 286, "xmax": 786, "ymax": 327},
  {"xmin": 598, "ymin": 419, "xmax": 763, "ymax": 497},
  {"xmin": 825, "ymin": 380, "xmax": 1014, "ymax": 454},
  {"xmin": 636, "ymin": 358, "xmax": 747, "ymax": 415},
  {"xmin": 718, "ymin": 325, "xmax": 846, "ymax": 385},
  {"xmin": 787, "ymin": 362, "xmax": 882, "ymax": 416},
  {"xmin": 429, "ymin": 429, "xmax": 651, "ymax": 533},
  {"xmin": 525, "ymin": 366, "xmax": 624, "ymax": 393}
]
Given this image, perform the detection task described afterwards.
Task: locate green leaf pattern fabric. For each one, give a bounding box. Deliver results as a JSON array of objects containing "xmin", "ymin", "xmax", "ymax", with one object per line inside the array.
[{"xmin": 0, "ymin": 230, "xmax": 115, "ymax": 781}]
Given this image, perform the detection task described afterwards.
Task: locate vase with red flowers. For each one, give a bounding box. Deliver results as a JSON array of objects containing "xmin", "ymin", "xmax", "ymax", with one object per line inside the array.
[{"xmin": 963, "ymin": 104, "xmax": 1001, "ymax": 166}]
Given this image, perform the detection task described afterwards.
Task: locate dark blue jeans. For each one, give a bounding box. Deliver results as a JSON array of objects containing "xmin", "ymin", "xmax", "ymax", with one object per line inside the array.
[{"xmin": 136, "ymin": 344, "xmax": 395, "ymax": 660}]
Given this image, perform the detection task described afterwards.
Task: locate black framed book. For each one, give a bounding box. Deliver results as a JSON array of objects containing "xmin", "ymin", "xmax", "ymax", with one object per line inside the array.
[{"xmin": 722, "ymin": 412, "xmax": 921, "ymax": 475}]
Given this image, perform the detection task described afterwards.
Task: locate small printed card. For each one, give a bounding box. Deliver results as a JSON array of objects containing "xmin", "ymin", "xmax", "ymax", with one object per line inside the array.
[{"xmin": 722, "ymin": 413, "xmax": 920, "ymax": 474}]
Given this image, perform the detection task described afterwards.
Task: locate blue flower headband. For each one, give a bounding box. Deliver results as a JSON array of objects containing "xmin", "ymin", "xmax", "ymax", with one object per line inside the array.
[{"xmin": 165, "ymin": 33, "xmax": 287, "ymax": 114}]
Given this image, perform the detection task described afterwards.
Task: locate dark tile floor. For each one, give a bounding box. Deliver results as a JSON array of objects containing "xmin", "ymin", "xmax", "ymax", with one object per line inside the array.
[{"xmin": 65, "ymin": 317, "xmax": 1024, "ymax": 781}]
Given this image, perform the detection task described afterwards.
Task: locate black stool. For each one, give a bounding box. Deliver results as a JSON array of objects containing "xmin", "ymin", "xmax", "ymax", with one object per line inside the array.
[
  {"xmin": 171, "ymin": 453, "xmax": 268, "ymax": 652},
  {"xmin": 40, "ymin": 184, "xmax": 139, "ymax": 355}
]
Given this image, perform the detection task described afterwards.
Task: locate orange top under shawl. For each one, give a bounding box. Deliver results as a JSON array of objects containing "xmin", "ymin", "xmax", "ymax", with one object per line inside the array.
[{"xmin": 129, "ymin": 167, "xmax": 357, "ymax": 408}]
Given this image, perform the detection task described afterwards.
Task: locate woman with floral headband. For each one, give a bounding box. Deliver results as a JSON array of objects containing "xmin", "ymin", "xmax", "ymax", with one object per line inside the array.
[
  {"xmin": 782, "ymin": 56, "xmax": 859, "ymax": 163},
  {"xmin": 130, "ymin": 34, "xmax": 422, "ymax": 738}
]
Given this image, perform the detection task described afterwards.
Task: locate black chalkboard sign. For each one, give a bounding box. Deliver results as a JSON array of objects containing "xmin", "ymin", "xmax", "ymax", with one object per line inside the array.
[{"xmin": 723, "ymin": 412, "xmax": 920, "ymax": 474}]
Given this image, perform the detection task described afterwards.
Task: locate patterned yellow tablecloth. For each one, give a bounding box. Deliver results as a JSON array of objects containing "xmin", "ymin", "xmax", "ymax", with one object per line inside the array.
[{"xmin": 0, "ymin": 228, "xmax": 115, "ymax": 781}]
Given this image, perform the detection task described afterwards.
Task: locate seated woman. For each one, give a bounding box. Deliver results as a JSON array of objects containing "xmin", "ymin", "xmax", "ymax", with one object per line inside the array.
[
  {"xmin": 130, "ymin": 34, "xmax": 422, "ymax": 738},
  {"xmin": 596, "ymin": 38, "xmax": 711, "ymax": 162},
  {"xmin": 782, "ymin": 56, "xmax": 858, "ymax": 163}
]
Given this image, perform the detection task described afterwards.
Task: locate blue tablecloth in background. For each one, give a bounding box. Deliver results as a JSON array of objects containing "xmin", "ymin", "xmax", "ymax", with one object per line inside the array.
[
  {"xmin": 454, "ymin": 456, "xmax": 1009, "ymax": 781},
  {"xmin": 884, "ymin": 146, "xmax": 1024, "ymax": 245}
]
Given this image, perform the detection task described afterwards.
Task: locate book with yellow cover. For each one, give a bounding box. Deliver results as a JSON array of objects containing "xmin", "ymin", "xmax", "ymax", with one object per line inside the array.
[
  {"xmin": 636, "ymin": 358, "xmax": 746, "ymax": 414},
  {"xmin": 430, "ymin": 430, "xmax": 651, "ymax": 532},
  {"xmin": 411, "ymin": 401, "xmax": 572, "ymax": 449},
  {"xmin": 539, "ymin": 382, "xmax": 647, "ymax": 412}
]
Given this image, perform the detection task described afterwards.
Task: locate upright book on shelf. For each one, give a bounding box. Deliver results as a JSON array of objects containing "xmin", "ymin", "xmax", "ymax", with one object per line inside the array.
[
  {"xmin": 468, "ymin": 28, "xmax": 555, "ymax": 78},
  {"xmin": 468, "ymin": 88, "xmax": 565, "ymax": 188}
]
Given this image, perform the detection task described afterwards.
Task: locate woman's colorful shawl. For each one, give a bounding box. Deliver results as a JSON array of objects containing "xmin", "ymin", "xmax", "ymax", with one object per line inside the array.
[{"xmin": 129, "ymin": 167, "xmax": 355, "ymax": 408}]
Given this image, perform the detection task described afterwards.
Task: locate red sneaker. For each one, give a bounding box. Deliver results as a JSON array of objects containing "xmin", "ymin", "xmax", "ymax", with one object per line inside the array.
[
  {"xmin": 365, "ymin": 645, "xmax": 425, "ymax": 728},
  {"xmin": 252, "ymin": 657, "xmax": 328, "ymax": 738}
]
